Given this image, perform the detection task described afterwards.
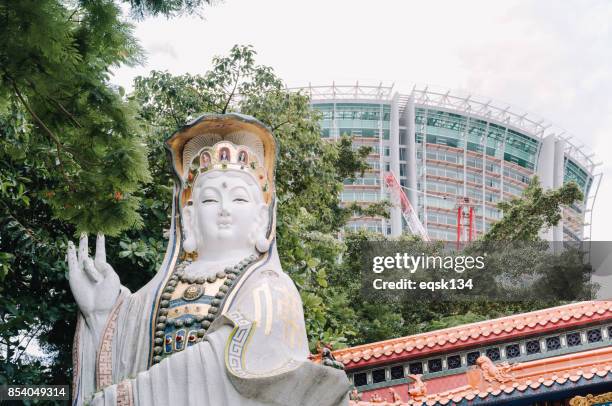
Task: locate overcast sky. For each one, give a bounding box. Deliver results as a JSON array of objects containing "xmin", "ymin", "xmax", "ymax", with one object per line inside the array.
[{"xmin": 112, "ymin": 0, "xmax": 612, "ymax": 241}]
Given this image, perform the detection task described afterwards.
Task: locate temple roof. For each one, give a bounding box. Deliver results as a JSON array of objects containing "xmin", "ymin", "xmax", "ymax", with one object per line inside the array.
[
  {"xmin": 349, "ymin": 345, "xmax": 612, "ymax": 405},
  {"xmin": 334, "ymin": 301, "xmax": 612, "ymax": 369}
]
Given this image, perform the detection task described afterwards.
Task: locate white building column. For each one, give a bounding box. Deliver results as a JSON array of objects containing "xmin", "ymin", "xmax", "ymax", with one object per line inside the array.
[
  {"xmin": 553, "ymin": 138, "xmax": 566, "ymax": 241},
  {"xmin": 537, "ymin": 135, "xmax": 557, "ymax": 241},
  {"xmin": 390, "ymin": 93, "xmax": 402, "ymax": 237},
  {"xmin": 405, "ymin": 95, "xmax": 418, "ymax": 215}
]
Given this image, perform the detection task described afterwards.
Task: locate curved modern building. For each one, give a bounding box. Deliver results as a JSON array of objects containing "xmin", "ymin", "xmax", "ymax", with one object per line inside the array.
[{"xmin": 298, "ymin": 83, "xmax": 601, "ymax": 241}]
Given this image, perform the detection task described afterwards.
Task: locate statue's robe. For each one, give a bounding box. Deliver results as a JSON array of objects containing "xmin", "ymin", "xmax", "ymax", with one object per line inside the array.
[{"xmin": 72, "ymin": 246, "xmax": 350, "ymax": 406}]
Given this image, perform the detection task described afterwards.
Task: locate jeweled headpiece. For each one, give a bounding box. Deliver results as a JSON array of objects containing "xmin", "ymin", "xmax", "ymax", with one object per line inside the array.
[{"xmin": 165, "ymin": 113, "xmax": 277, "ymax": 207}]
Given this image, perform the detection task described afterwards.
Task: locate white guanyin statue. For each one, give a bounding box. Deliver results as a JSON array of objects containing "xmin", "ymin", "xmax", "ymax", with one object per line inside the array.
[{"xmin": 67, "ymin": 114, "xmax": 351, "ymax": 405}]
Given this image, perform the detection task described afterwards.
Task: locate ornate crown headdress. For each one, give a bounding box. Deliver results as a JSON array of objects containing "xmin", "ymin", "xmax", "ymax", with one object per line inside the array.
[{"xmin": 165, "ymin": 113, "xmax": 277, "ymax": 207}]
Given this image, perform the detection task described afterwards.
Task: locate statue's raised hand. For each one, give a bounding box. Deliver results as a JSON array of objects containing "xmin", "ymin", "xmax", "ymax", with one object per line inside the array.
[{"xmin": 67, "ymin": 233, "xmax": 120, "ymax": 316}]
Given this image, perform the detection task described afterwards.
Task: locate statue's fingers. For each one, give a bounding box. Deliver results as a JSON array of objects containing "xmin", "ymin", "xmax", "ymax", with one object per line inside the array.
[
  {"xmin": 83, "ymin": 257, "xmax": 101, "ymax": 283},
  {"xmin": 94, "ymin": 233, "xmax": 106, "ymax": 269},
  {"xmin": 67, "ymin": 241, "xmax": 80, "ymax": 275},
  {"xmin": 78, "ymin": 233, "xmax": 89, "ymax": 267},
  {"xmin": 98, "ymin": 262, "xmax": 114, "ymax": 278}
]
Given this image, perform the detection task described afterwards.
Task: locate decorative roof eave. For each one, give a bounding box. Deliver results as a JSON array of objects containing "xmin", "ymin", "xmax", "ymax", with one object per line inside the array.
[
  {"xmin": 350, "ymin": 345, "xmax": 612, "ymax": 406},
  {"xmin": 331, "ymin": 301, "xmax": 612, "ymax": 369}
]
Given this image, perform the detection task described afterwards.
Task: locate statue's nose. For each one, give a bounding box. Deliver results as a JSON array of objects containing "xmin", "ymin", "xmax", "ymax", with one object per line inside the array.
[{"xmin": 219, "ymin": 205, "xmax": 230, "ymax": 217}]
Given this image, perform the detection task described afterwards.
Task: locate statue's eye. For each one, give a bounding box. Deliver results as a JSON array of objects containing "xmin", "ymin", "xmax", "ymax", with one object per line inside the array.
[
  {"xmin": 202, "ymin": 199, "xmax": 218, "ymax": 204},
  {"xmin": 233, "ymin": 198, "xmax": 248, "ymax": 203}
]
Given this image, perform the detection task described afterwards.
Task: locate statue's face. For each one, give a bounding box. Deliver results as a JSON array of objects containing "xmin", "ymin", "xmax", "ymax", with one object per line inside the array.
[{"xmin": 186, "ymin": 171, "xmax": 267, "ymax": 256}]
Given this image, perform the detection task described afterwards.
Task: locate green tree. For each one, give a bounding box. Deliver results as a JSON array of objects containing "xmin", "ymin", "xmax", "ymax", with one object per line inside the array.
[
  {"xmin": 1, "ymin": 0, "xmax": 152, "ymax": 235},
  {"xmin": 0, "ymin": 0, "xmax": 214, "ymax": 390},
  {"xmin": 483, "ymin": 176, "xmax": 583, "ymax": 241},
  {"xmin": 127, "ymin": 0, "xmax": 212, "ymax": 18}
]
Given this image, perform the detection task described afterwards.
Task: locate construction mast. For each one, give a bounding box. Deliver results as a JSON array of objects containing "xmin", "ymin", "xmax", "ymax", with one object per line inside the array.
[{"xmin": 384, "ymin": 171, "xmax": 430, "ymax": 241}]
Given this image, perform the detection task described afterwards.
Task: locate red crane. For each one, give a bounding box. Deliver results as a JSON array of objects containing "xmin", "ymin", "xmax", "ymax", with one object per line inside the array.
[{"xmin": 383, "ymin": 172, "xmax": 430, "ymax": 241}]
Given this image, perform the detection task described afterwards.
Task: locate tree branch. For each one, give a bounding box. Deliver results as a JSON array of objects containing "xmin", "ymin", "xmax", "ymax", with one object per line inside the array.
[
  {"xmin": 11, "ymin": 80, "xmax": 72, "ymax": 186},
  {"xmin": 67, "ymin": 9, "xmax": 78, "ymax": 22},
  {"xmin": 25, "ymin": 78, "xmax": 83, "ymax": 128},
  {"xmin": 164, "ymin": 93, "xmax": 182, "ymax": 128},
  {"xmin": 222, "ymin": 64, "xmax": 241, "ymax": 114},
  {"xmin": 271, "ymin": 120, "xmax": 290, "ymax": 132},
  {"xmin": 14, "ymin": 325, "xmax": 42, "ymax": 364},
  {"xmin": 0, "ymin": 201, "xmax": 45, "ymax": 246}
]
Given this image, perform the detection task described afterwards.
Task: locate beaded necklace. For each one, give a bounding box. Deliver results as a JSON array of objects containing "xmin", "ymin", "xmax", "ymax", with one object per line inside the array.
[{"xmin": 152, "ymin": 253, "xmax": 260, "ymax": 364}]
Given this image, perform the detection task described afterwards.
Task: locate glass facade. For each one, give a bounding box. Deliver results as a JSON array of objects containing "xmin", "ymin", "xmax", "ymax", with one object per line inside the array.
[
  {"xmin": 309, "ymin": 88, "xmax": 595, "ymax": 241},
  {"xmin": 564, "ymin": 158, "xmax": 592, "ymax": 196},
  {"xmin": 312, "ymin": 102, "xmax": 391, "ymax": 234},
  {"xmin": 315, "ymin": 103, "xmax": 390, "ymax": 139}
]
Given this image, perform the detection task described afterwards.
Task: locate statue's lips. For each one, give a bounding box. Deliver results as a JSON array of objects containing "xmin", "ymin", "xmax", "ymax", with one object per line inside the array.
[{"xmin": 217, "ymin": 219, "xmax": 232, "ymax": 228}]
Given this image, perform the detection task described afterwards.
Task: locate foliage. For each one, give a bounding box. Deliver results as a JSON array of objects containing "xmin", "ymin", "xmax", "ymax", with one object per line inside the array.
[
  {"xmin": 126, "ymin": 0, "xmax": 212, "ymax": 18},
  {"xmin": 483, "ymin": 176, "xmax": 583, "ymax": 241},
  {"xmin": 0, "ymin": 0, "xmax": 212, "ymax": 391},
  {"xmin": 0, "ymin": 0, "xmax": 151, "ymax": 236},
  {"xmin": 0, "ymin": 97, "xmax": 77, "ymax": 388}
]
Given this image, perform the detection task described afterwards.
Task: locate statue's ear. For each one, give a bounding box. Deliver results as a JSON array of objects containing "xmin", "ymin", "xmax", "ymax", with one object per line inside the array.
[
  {"xmin": 255, "ymin": 203, "xmax": 270, "ymax": 253},
  {"xmin": 182, "ymin": 203, "xmax": 197, "ymax": 253},
  {"xmin": 257, "ymin": 203, "xmax": 269, "ymax": 229}
]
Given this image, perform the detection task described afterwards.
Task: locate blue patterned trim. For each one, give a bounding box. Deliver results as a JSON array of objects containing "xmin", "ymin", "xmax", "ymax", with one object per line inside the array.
[
  {"xmin": 168, "ymin": 295, "xmax": 213, "ymax": 308},
  {"xmin": 146, "ymin": 184, "xmax": 180, "ymax": 367}
]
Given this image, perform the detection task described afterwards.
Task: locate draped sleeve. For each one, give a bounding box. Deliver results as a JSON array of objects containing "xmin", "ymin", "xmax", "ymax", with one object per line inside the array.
[{"xmin": 71, "ymin": 287, "xmax": 131, "ymax": 406}]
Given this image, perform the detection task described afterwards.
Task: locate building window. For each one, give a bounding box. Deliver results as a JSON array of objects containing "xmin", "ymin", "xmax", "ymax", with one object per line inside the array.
[
  {"xmin": 467, "ymin": 351, "xmax": 480, "ymax": 366},
  {"xmin": 546, "ymin": 336, "xmax": 561, "ymax": 351},
  {"xmin": 506, "ymin": 344, "xmax": 521, "ymax": 359},
  {"xmin": 409, "ymin": 362, "xmax": 423, "ymax": 374},
  {"xmin": 485, "ymin": 348, "xmax": 500, "ymax": 361},
  {"xmin": 372, "ymin": 368, "xmax": 386, "ymax": 383},
  {"xmin": 526, "ymin": 340, "xmax": 541, "ymax": 355},
  {"xmin": 587, "ymin": 329, "xmax": 602, "ymax": 343},
  {"xmin": 447, "ymin": 355, "xmax": 461, "ymax": 369},
  {"xmin": 390, "ymin": 365, "xmax": 404, "ymax": 380},
  {"xmin": 567, "ymin": 332, "xmax": 582, "ymax": 347},
  {"xmin": 353, "ymin": 372, "xmax": 367, "ymax": 387},
  {"xmin": 428, "ymin": 359, "xmax": 442, "ymax": 373}
]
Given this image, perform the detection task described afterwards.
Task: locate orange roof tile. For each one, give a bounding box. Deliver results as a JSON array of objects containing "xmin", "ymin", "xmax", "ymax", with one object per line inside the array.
[
  {"xmin": 335, "ymin": 301, "xmax": 612, "ymax": 368},
  {"xmin": 350, "ymin": 345, "xmax": 612, "ymax": 405}
]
